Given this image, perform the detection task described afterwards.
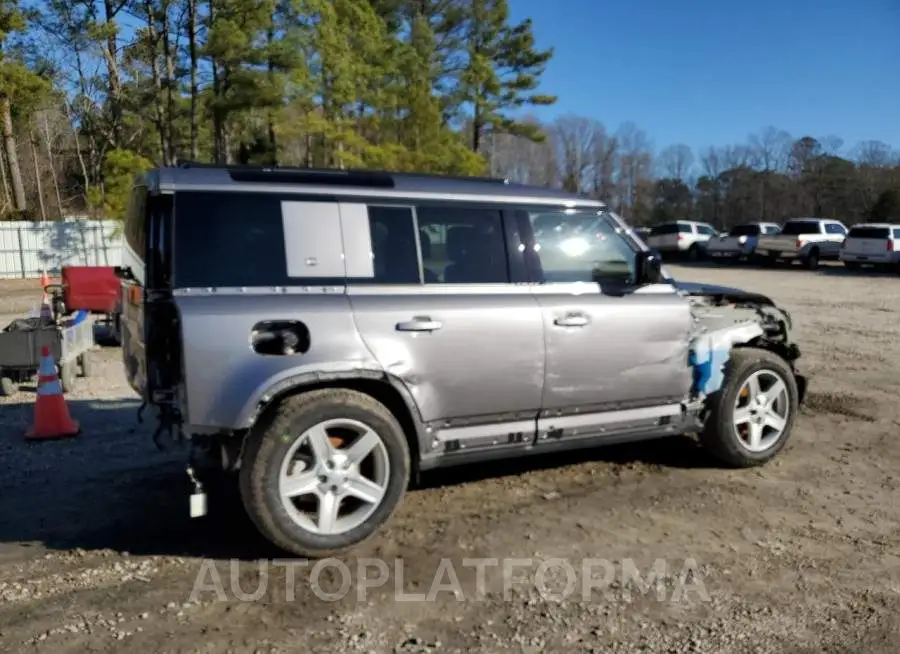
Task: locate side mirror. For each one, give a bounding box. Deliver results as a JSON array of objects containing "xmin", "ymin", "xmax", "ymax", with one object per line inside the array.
[{"xmin": 636, "ymin": 249, "xmax": 665, "ymax": 284}]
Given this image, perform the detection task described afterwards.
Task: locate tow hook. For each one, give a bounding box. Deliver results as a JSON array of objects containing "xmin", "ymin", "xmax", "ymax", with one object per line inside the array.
[{"xmin": 186, "ymin": 463, "xmax": 207, "ymax": 518}]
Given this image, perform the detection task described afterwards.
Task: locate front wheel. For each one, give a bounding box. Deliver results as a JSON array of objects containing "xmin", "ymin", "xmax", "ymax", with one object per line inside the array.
[
  {"xmin": 239, "ymin": 388, "xmax": 411, "ymax": 558},
  {"xmin": 699, "ymin": 348, "xmax": 799, "ymax": 468}
]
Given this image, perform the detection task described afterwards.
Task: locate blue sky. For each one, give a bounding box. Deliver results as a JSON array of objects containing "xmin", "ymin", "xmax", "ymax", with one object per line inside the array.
[{"xmin": 508, "ymin": 0, "xmax": 899, "ymax": 156}]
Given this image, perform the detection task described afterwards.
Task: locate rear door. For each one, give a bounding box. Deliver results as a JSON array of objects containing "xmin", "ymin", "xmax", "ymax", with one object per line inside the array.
[{"xmin": 349, "ymin": 202, "xmax": 545, "ymax": 452}]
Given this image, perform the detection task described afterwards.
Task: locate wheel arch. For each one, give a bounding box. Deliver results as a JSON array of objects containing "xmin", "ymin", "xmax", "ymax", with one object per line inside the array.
[{"xmin": 247, "ymin": 373, "xmax": 427, "ymax": 474}]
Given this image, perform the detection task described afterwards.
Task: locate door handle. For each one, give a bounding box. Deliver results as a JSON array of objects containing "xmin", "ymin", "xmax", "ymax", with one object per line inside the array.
[
  {"xmin": 396, "ymin": 316, "xmax": 443, "ymax": 332},
  {"xmin": 554, "ymin": 313, "xmax": 591, "ymax": 327}
]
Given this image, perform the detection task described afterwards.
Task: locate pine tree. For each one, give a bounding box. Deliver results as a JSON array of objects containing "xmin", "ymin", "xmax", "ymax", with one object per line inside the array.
[
  {"xmin": 0, "ymin": 0, "xmax": 49, "ymax": 213},
  {"xmin": 458, "ymin": 0, "xmax": 555, "ymax": 153}
]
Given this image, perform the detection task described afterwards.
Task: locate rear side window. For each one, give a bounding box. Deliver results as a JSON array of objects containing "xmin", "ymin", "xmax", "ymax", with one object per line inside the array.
[
  {"xmin": 366, "ymin": 204, "xmax": 510, "ymax": 284},
  {"xmin": 650, "ymin": 223, "xmax": 678, "ymax": 235},
  {"xmin": 174, "ymin": 192, "xmax": 294, "ymax": 287},
  {"xmin": 367, "ymin": 206, "xmax": 421, "ymax": 283},
  {"xmin": 780, "ymin": 221, "xmax": 822, "ymax": 235},
  {"xmin": 415, "ymin": 206, "xmax": 509, "ymax": 284},
  {"xmin": 729, "ymin": 224, "xmax": 760, "ymax": 236},
  {"xmin": 173, "ymin": 191, "xmax": 353, "ymax": 287},
  {"xmin": 894, "ymin": 229, "xmax": 900, "ymax": 239},
  {"xmin": 848, "ymin": 226, "xmax": 889, "ymax": 239}
]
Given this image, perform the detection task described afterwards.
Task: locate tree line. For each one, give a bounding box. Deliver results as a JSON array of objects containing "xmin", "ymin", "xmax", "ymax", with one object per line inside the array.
[
  {"xmin": 0, "ymin": 0, "xmax": 897, "ymax": 228},
  {"xmin": 486, "ymin": 118, "xmax": 900, "ymax": 228}
]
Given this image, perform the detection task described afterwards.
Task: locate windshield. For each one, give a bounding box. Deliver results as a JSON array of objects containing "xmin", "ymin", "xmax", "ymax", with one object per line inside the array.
[
  {"xmin": 729, "ymin": 224, "xmax": 760, "ymax": 236},
  {"xmin": 780, "ymin": 221, "xmax": 822, "ymax": 235}
]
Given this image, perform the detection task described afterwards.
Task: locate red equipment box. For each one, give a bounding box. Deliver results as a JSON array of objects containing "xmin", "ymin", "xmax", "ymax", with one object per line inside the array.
[{"xmin": 60, "ymin": 266, "xmax": 121, "ymax": 314}]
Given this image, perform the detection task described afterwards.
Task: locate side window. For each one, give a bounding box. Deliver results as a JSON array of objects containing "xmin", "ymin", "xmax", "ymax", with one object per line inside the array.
[
  {"xmin": 696, "ymin": 224, "xmax": 717, "ymax": 236},
  {"xmin": 527, "ymin": 210, "xmax": 636, "ymax": 284},
  {"xmin": 893, "ymin": 229, "xmax": 900, "ymax": 239},
  {"xmin": 677, "ymin": 223, "xmax": 693, "ymax": 233},
  {"xmin": 825, "ymin": 223, "xmax": 847, "ymax": 235},
  {"xmin": 124, "ymin": 184, "xmax": 147, "ymax": 262},
  {"xmin": 415, "ymin": 206, "xmax": 509, "ymax": 284},
  {"xmin": 366, "ymin": 206, "xmax": 421, "ymax": 284}
]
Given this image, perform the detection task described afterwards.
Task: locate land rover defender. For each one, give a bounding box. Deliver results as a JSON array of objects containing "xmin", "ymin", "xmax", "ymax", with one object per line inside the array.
[{"xmin": 118, "ymin": 163, "xmax": 807, "ymax": 558}]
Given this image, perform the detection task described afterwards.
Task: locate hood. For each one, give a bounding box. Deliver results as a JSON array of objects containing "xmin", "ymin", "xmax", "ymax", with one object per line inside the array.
[{"xmin": 671, "ymin": 280, "xmax": 776, "ymax": 307}]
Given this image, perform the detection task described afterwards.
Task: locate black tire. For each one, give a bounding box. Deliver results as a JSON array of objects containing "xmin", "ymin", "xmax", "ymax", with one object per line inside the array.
[
  {"xmin": 803, "ymin": 248, "xmax": 819, "ymax": 270},
  {"xmin": 78, "ymin": 352, "xmax": 94, "ymax": 377},
  {"xmin": 0, "ymin": 375, "xmax": 15, "ymax": 397},
  {"xmin": 58, "ymin": 362, "xmax": 75, "ymax": 393},
  {"xmin": 686, "ymin": 244, "xmax": 701, "ymax": 262},
  {"xmin": 239, "ymin": 388, "xmax": 411, "ymax": 558},
  {"xmin": 699, "ymin": 347, "xmax": 799, "ymax": 468}
]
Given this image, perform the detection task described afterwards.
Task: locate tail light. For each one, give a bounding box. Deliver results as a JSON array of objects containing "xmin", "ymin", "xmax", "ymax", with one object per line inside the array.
[
  {"xmin": 677, "ymin": 234, "xmax": 684, "ymax": 241},
  {"xmin": 795, "ymin": 238, "xmax": 803, "ymax": 249},
  {"xmin": 887, "ymin": 240, "xmax": 894, "ymax": 252}
]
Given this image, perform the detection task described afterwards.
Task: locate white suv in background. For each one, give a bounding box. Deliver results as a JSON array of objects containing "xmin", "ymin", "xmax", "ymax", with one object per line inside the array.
[
  {"xmin": 839, "ymin": 223, "xmax": 900, "ymax": 270},
  {"xmin": 646, "ymin": 220, "xmax": 719, "ymax": 260}
]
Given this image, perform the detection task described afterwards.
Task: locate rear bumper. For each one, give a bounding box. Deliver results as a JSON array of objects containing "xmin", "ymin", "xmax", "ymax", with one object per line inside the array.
[
  {"xmin": 839, "ymin": 252, "xmax": 899, "ymax": 264},
  {"xmin": 757, "ymin": 249, "xmax": 799, "ymax": 259},
  {"xmin": 706, "ymin": 248, "xmax": 743, "ymax": 258}
]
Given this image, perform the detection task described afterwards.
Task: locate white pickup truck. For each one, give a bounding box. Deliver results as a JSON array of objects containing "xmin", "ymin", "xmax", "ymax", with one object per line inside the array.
[
  {"xmin": 705, "ymin": 222, "xmax": 782, "ymax": 261},
  {"xmin": 756, "ymin": 218, "xmax": 848, "ymax": 270}
]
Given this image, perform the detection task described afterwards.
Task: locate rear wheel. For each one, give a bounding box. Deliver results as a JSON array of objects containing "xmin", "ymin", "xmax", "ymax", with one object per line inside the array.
[
  {"xmin": 803, "ymin": 248, "xmax": 819, "ymax": 270},
  {"xmin": 239, "ymin": 388, "xmax": 411, "ymax": 558},
  {"xmin": 699, "ymin": 348, "xmax": 799, "ymax": 468},
  {"xmin": 686, "ymin": 244, "xmax": 702, "ymax": 262}
]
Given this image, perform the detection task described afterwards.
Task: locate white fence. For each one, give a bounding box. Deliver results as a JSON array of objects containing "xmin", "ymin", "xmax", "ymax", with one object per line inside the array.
[{"xmin": 0, "ymin": 220, "xmax": 123, "ymax": 279}]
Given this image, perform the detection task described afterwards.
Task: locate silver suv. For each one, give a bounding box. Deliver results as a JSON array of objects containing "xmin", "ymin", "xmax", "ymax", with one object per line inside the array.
[{"xmin": 118, "ymin": 164, "xmax": 808, "ymax": 558}]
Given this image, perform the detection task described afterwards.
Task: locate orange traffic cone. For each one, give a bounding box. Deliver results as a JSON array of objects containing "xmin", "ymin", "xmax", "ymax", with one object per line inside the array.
[{"xmin": 26, "ymin": 346, "xmax": 80, "ymax": 441}]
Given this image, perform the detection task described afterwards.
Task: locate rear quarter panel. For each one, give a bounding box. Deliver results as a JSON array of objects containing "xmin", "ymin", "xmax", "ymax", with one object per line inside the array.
[{"xmin": 174, "ymin": 292, "xmax": 382, "ymax": 430}]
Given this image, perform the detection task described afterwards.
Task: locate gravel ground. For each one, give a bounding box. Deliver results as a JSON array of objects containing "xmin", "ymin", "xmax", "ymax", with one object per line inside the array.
[{"xmin": 2, "ymin": 262, "xmax": 900, "ymax": 653}]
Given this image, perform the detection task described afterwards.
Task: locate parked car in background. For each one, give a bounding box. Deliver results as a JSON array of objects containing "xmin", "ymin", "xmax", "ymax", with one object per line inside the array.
[
  {"xmin": 646, "ymin": 220, "xmax": 718, "ymax": 261},
  {"xmin": 705, "ymin": 222, "xmax": 782, "ymax": 262},
  {"xmin": 756, "ymin": 218, "xmax": 848, "ymax": 270},
  {"xmin": 838, "ymin": 223, "xmax": 900, "ymax": 270}
]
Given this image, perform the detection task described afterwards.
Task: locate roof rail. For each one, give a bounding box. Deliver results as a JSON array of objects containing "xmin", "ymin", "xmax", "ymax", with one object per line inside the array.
[{"xmin": 172, "ymin": 160, "xmax": 510, "ymax": 187}]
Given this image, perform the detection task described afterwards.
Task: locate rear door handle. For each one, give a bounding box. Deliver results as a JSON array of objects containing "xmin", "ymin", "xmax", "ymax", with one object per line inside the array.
[
  {"xmin": 396, "ymin": 316, "xmax": 443, "ymax": 332},
  {"xmin": 554, "ymin": 313, "xmax": 591, "ymax": 327}
]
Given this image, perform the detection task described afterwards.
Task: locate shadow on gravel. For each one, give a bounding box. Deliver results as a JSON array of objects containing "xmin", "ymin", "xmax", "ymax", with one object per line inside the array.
[
  {"xmin": 0, "ymin": 398, "xmax": 282, "ymax": 562},
  {"xmin": 418, "ymin": 434, "xmax": 716, "ymax": 491},
  {"xmin": 0, "ymin": 394, "xmax": 721, "ymax": 561}
]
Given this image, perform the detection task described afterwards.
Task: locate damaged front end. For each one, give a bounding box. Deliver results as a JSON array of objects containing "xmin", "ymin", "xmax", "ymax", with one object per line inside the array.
[{"xmin": 679, "ymin": 282, "xmax": 807, "ymax": 419}]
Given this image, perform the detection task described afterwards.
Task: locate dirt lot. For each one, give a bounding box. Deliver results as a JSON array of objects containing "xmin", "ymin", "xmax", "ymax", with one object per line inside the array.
[{"xmin": 2, "ymin": 263, "xmax": 900, "ymax": 654}]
